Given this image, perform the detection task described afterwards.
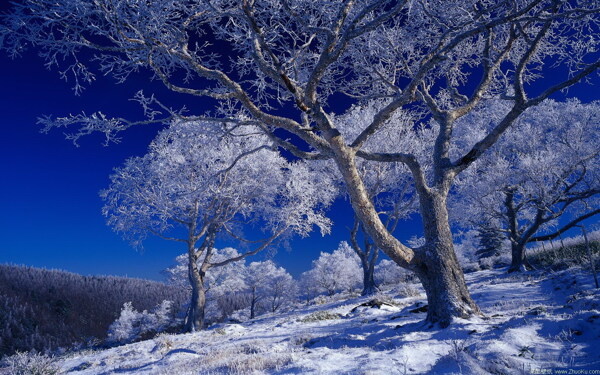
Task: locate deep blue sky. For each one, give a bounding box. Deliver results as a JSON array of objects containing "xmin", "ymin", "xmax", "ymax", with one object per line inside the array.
[
  {"xmin": 0, "ymin": 47, "xmax": 423, "ymax": 281},
  {"xmin": 0, "ymin": 3, "xmax": 598, "ymax": 281}
]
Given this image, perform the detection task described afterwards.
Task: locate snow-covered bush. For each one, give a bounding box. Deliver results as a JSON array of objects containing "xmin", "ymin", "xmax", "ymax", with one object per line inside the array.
[
  {"xmin": 393, "ymin": 284, "xmax": 422, "ymax": 298},
  {"xmin": 106, "ymin": 300, "xmax": 178, "ymax": 345},
  {"xmin": 106, "ymin": 302, "xmax": 142, "ymax": 344},
  {"xmin": 1, "ymin": 351, "xmax": 59, "ymax": 375},
  {"xmin": 479, "ymin": 257, "xmax": 496, "ymax": 270},
  {"xmin": 478, "ymin": 253, "xmax": 511, "ymax": 270},
  {"xmin": 375, "ymin": 259, "xmax": 414, "ymax": 286},
  {"xmin": 300, "ymin": 310, "xmax": 342, "ymax": 323},
  {"xmin": 301, "ymin": 242, "xmax": 362, "ymax": 297}
]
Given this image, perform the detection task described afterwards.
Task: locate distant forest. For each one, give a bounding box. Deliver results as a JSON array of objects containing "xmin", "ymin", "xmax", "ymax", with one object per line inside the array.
[{"xmin": 0, "ymin": 264, "xmax": 187, "ymax": 358}]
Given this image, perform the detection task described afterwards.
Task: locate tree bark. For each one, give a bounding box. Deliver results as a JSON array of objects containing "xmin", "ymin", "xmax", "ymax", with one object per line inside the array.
[
  {"xmin": 185, "ymin": 252, "xmax": 206, "ymax": 332},
  {"xmin": 329, "ymin": 133, "xmax": 480, "ymax": 326},
  {"xmin": 350, "ymin": 220, "xmax": 380, "ymax": 296},
  {"xmin": 361, "ymin": 256, "xmax": 378, "ymax": 296},
  {"xmin": 250, "ymin": 286, "xmax": 257, "ymax": 319},
  {"xmin": 508, "ymin": 242, "xmax": 533, "ymax": 273},
  {"xmin": 413, "ymin": 190, "xmax": 481, "ymax": 327},
  {"xmin": 504, "ymin": 189, "xmax": 535, "ymax": 273}
]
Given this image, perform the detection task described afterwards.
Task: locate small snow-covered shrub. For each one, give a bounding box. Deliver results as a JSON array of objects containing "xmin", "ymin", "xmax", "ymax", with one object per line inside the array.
[
  {"xmin": 393, "ymin": 284, "xmax": 422, "ymax": 298},
  {"xmin": 462, "ymin": 261, "xmax": 481, "ymax": 273},
  {"xmin": 194, "ymin": 341, "xmax": 295, "ymax": 374},
  {"xmin": 1, "ymin": 351, "xmax": 59, "ymax": 375},
  {"xmin": 478, "ymin": 257, "xmax": 495, "ymax": 270},
  {"xmin": 106, "ymin": 302, "xmax": 142, "ymax": 344},
  {"xmin": 106, "ymin": 300, "xmax": 178, "ymax": 345},
  {"xmin": 375, "ymin": 259, "xmax": 415, "ymax": 286},
  {"xmin": 300, "ymin": 310, "xmax": 342, "ymax": 322},
  {"xmin": 312, "ymin": 295, "xmax": 328, "ymax": 305},
  {"xmin": 151, "ymin": 333, "xmax": 175, "ymax": 355},
  {"xmin": 478, "ymin": 254, "xmax": 510, "ymax": 270},
  {"xmin": 227, "ymin": 307, "xmax": 251, "ymax": 323},
  {"xmin": 292, "ymin": 334, "xmax": 317, "ymax": 346}
]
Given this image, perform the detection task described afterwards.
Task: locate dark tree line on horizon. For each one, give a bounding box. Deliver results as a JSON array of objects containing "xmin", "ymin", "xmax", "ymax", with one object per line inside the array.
[{"xmin": 0, "ymin": 264, "xmax": 187, "ymax": 358}]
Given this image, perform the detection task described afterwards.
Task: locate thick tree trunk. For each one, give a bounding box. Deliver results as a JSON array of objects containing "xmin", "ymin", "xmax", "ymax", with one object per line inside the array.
[
  {"xmin": 184, "ymin": 251, "xmax": 206, "ymax": 332},
  {"xmin": 505, "ymin": 190, "xmax": 535, "ymax": 273},
  {"xmin": 414, "ymin": 191, "xmax": 481, "ymax": 327},
  {"xmin": 508, "ymin": 242, "xmax": 533, "ymax": 272}
]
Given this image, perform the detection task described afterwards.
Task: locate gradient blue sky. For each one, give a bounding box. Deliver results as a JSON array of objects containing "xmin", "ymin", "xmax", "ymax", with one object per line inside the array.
[
  {"xmin": 0, "ymin": 46, "xmax": 425, "ymax": 280},
  {"xmin": 0, "ymin": 3, "xmax": 598, "ymax": 281}
]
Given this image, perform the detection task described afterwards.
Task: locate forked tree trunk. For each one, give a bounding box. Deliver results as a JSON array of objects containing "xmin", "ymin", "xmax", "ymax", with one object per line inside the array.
[
  {"xmin": 414, "ymin": 191, "xmax": 481, "ymax": 327},
  {"xmin": 185, "ymin": 251, "xmax": 206, "ymax": 332},
  {"xmin": 330, "ymin": 137, "xmax": 480, "ymax": 327}
]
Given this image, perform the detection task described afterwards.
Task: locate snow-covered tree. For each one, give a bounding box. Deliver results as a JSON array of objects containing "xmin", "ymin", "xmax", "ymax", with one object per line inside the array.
[
  {"xmin": 4, "ymin": 0, "xmax": 599, "ymax": 326},
  {"xmin": 244, "ymin": 261, "xmax": 274, "ymax": 320},
  {"xmin": 244, "ymin": 261, "xmax": 297, "ymax": 319},
  {"xmin": 263, "ymin": 269, "xmax": 298, "ymax": 314},
  {"xmin": 102, "ymin": 122, "xmax": 333, "ymax": 331},
  {"xmin": 167, "ymin": 253, "xmax": 298, "ymax": 321},
  {"xmin": 165, "ymin": 247, "xmax": 248, "ymax": 323},
  {"xmin": 475, "ymin": 222, "xmax": 505, "ymax": 260},
  {"xmin": 453, "ymin": 100, "xmax": 600, "ymax": 272},
  {"xmin": 107, "ymin": 300, "xmax": 176, "ymax": 345},
  {"xmin": 299, "ymin": 270, "xmax": 321, "ymax": 305},
  {"xmin": 106, "ymin": 302, "xmax": 141, "ymax": 345},
  {"xmin": 340, "ymin": 115, "xmax": 421, "ymax": 295},
  {"xmin": 304, "ymin": 242, "xmax": 362, "ymax": 296}
]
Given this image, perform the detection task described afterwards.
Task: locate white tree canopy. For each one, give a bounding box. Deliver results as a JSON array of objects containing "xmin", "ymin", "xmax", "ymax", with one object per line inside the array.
[
  {"xmin": 244, "ymin": 260, "xmax": 298, "ymax": 316},
  {"xmin": 165, "ymin": 248, "xmax": 247, "ymax": 297},
  {"xmin": 303, "ymin": 241, "xmax": 362, "ymax": 296},
  {"xmin": 451, "ymin": 99, "xmax": 600, "ymax": 266},
  {"xmin": 102, "ymin": 120, "xmax": 336, "ymax": 249},
  {"xmin": 103, "ymin": 120, "xmax": 335, "ymax": 330}
]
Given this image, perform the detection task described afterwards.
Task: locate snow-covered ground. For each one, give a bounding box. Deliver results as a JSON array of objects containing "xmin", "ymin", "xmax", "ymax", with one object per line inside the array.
[{"xmin": 20, "ymin": 267, "xmax": 600, "ymax": 374}]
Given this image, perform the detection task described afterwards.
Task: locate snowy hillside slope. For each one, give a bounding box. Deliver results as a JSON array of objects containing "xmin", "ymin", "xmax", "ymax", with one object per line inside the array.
[{"xmin": 5, "ymin": 267, "xmax": 600, "ymax": 374}]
